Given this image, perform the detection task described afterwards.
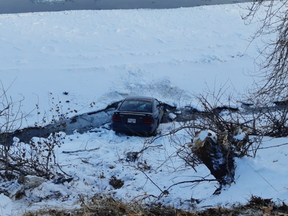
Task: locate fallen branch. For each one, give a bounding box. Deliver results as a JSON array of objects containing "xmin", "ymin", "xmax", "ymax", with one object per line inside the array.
[
  {"xmin": 257, "ymin": 142, "xmax": 288, "ymax": 150},
  {"xmin": 165, "ymin": 177, "xmax": 217, "ymax": 192},
  {"xmin": 62, "ymin": 147, "xmax": 100, "ymax": 154}
]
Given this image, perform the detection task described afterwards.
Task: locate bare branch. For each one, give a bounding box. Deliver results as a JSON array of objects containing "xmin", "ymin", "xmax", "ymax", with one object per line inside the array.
[
  {"xmin": 242, "ymin": 1, "xmax": 288, "ymax": 101},
  {"xmin": 62, "ymin": 147, "xmax": 100, "ymax": 154}
]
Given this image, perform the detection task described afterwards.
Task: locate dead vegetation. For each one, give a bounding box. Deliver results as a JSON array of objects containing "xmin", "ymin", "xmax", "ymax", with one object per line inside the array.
[
  {"xmin": 0, "ymin": 88, "xmax": 72, "ymax": 201},
  {"xmin": 22, "ymin": 195, "xmax": 288, "ymax": 216}
]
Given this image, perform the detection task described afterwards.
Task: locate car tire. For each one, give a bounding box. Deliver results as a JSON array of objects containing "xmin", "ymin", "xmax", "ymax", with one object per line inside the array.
[{"xmin": 151, "ymin": 121, "xmax": 159, "ymax": 136}]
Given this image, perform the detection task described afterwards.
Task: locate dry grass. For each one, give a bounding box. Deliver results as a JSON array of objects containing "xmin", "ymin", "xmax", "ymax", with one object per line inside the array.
[{"xmin": 22, "ymin": 195, "xmax": 288, "ymax": 216}]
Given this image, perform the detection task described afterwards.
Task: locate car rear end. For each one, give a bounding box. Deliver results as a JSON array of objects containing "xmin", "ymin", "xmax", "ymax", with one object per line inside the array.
[{"xmin": 112, "ymin": 111, "xmax": 156, "ymax": 135}]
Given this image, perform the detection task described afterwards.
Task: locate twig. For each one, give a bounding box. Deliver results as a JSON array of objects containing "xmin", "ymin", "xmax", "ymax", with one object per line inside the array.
[
  {"xmin": 247, "ymin": 163, "xmax": 278, "ymax": 192},
  {"xmin": 56, "ymin": 163, "xmax": 72, "ymax": 177},
  {"xmin": 139, "ymin": 145, "xmax": 163, "ymax": 154},
  {"xmin": 165, "ymin": 178, "xmax": 217, "ymax": 192},
  {"xmin": 62, "ymin": 147, "xmax": 100, "ymax": 154},
  {"xmin": 147, "ymin": 125, "xmax": 203, "ymax": 144},
  {"xmin": 256, "ymin": 142, "xmax": 288, "ymax": 150},
  {"xmin": 78, "ymin": 194, "xmax": 97, "ymax": 212},
  {"xmin": 157, "ymin": 176, "xmax": 217, "ymax": 199},
  {"xmin": 0, "ymin": 159, "xmax": 26, "ymax": 175},
  {"xmin": 140, "ymin": 169, "xmax": 164, "ymax": 194}
]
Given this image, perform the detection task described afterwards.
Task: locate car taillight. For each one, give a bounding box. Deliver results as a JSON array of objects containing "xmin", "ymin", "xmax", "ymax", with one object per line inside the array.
[
  {"xmin": 112, "ymin": 115, "xmax": 121, "ymax": 122},
  {"xmin": 143, "ymin": 117, "xmax": 154, "ymax": 124}
]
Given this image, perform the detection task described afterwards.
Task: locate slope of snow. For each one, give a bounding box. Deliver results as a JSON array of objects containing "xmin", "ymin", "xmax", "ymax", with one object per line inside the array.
[
  {"xmin": 0, "ymin": 5, "xmax": 261, "ymax": 126},
  {"xmin": 0, "ymin": 3, "xmax": 287, "ymax": 215}
]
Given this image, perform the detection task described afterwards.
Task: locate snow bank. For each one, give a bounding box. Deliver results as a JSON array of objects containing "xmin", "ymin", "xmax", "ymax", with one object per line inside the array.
[{"xmin": 0, "ymin": 194, "xmax": 13, "ymax": 216}]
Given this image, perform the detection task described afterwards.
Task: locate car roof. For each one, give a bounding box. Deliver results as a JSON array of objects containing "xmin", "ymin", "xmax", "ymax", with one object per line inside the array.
[{"xmin": 124, "ymin": 96, "xmax": 155, "ymax": 102}]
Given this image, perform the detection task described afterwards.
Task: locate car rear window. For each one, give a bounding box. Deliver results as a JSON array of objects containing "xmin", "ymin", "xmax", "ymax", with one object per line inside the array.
[{"xmin": 119, "ymin": 100, "xmax": 152, "ymax": 112}]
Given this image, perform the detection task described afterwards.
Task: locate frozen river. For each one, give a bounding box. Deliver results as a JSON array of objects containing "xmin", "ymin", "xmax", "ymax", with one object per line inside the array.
[{"xmin": 0, "ymin": 0, "xmax": 253, "ymax": 14}]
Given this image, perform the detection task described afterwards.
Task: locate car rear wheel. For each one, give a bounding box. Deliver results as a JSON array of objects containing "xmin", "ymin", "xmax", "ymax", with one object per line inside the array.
[{"xmin": 151, "ymin": 121, "xmax": 159, "ymax": 136}]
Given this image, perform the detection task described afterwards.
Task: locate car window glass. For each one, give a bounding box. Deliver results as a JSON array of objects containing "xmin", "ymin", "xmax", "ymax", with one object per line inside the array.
[
  {"xmin": 119, "ymin": 101, "xmax": 137, "ymax": 111},
  {"xmin": 139, "ymin": 101, "xmax": 152, "ymax": 112},
  {"xmin": 119, "ymin": 100, "xmax": 152, "ymax": 112}
]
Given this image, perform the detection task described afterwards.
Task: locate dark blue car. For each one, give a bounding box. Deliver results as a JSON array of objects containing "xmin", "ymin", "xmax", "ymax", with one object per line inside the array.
[{"xmin": 111, "ymin": 96, "xmax": 164, "ymax": 136}]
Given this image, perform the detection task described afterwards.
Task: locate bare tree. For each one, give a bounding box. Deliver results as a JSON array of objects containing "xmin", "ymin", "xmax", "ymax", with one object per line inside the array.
[
  {"xmin": 243, "ymin": 0, "xmax": 288, "ymax": 102},
  {"xmin": 0, "ymin": 83, "xmax": 67, "ymax": 181}
]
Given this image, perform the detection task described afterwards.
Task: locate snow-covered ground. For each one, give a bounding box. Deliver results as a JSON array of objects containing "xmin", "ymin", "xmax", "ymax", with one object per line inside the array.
[
  {"xmin": 0, "ymin": 3, "xmax": 287, "ymax": 215},
  {"xmin": 0, "ymin": 4, "xmax": 260, "ymax": 124}
]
